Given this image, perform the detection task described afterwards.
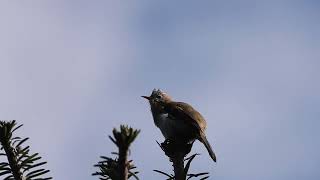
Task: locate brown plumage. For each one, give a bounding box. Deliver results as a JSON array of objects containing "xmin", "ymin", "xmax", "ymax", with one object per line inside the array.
[{"xmin": 142, "ymin": 89, "xmax": 216, "ymax": 162}]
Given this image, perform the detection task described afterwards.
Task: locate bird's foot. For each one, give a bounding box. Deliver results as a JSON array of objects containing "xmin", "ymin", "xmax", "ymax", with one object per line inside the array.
[{"xmin": 163, "ymin": 138, "xmax": 173, "ymax": 144}]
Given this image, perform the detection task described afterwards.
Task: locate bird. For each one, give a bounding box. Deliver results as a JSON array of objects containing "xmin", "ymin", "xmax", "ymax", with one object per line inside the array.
[{"xmin": 142, "ymin": 89, "xmax": 216, "ymax": 162}]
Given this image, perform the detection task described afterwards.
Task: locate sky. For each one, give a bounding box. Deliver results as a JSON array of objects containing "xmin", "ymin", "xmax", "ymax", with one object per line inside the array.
[{"xmin": 0, "ymin": 1, "xmax": 319, "ymax": 180}]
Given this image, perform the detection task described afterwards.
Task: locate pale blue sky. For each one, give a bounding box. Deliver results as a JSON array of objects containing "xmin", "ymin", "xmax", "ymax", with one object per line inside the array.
[{"xmin": 0, "ymin": 1, "xmax": 319, "ymax": 180}]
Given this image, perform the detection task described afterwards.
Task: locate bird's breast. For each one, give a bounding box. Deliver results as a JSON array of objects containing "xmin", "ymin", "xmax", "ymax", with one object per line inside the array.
[{"xmin": 154, "ymin": 113, "xmax": 194, "ymax": 141}]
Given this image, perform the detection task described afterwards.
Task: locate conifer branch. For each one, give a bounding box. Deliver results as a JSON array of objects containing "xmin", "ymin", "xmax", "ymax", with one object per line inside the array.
[{"xmin": 0, "ymin": 120, "xmax": 52, "ymax": 180}]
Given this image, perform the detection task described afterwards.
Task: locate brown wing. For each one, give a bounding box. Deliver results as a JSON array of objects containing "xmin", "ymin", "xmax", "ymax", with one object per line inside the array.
[{"xmin": 165, "ymin": 101, "xmax": 207, "ymax": 132}]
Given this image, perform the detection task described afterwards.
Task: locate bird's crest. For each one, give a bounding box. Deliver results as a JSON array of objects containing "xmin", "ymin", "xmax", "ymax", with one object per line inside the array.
[{"xmin": 150, "ymin": 89, "xmax": 171, "ymax": 102}]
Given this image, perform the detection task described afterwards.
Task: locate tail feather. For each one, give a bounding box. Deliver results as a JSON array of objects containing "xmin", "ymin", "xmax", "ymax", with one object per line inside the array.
[{"xmin": 200, "ymin": 134, "xmax": 216, "ymax": 162}]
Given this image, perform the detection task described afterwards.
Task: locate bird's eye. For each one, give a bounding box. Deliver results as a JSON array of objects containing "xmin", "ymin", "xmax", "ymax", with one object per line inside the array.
[{"xmin": 156, "ymin": 95, "xmax": 162, "ymax": 99}]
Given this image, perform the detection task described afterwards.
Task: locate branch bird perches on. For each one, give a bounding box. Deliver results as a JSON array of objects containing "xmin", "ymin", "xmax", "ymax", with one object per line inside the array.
[{"xmin": 154, "ymin": 140, "xmax": 210, "ymax": 180}]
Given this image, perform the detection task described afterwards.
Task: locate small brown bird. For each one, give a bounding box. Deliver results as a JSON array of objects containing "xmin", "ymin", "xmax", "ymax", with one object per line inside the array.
[{"xmin": 142, "ymin": 89, "xmax": 216, "ymax": 162}]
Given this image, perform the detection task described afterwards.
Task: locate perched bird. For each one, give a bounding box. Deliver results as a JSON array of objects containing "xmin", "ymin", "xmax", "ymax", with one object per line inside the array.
[{"xmin": 142, "ymin": 89, "xmax": 216, "ymax": 162}]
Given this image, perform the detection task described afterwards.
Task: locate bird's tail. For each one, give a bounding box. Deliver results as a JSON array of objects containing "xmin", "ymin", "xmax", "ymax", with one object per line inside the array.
[{"xmin": 200, "ymin": 133, "xmax": 216, "ymax": 162}]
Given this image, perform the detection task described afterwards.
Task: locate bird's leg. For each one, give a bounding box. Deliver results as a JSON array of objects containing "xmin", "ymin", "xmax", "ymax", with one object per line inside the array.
[
  {"xmin": 158, "ymin": 138, "xmax": 187, "ymax": 180},
  {"xmin": 163, "ymin": 138, "xmax": 172, "ymax": 144}
]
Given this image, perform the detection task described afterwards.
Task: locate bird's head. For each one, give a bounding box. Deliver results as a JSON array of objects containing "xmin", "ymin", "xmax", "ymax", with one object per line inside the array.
[{"xmin": 141, "ymin": 89, "xmax": 172, "ymax": 110}]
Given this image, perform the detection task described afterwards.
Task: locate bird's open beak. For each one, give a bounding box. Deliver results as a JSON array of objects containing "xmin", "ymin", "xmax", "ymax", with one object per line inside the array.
[{"xmin": 141, "ymin": 95, "xmax": 150, "ymax": 100}]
